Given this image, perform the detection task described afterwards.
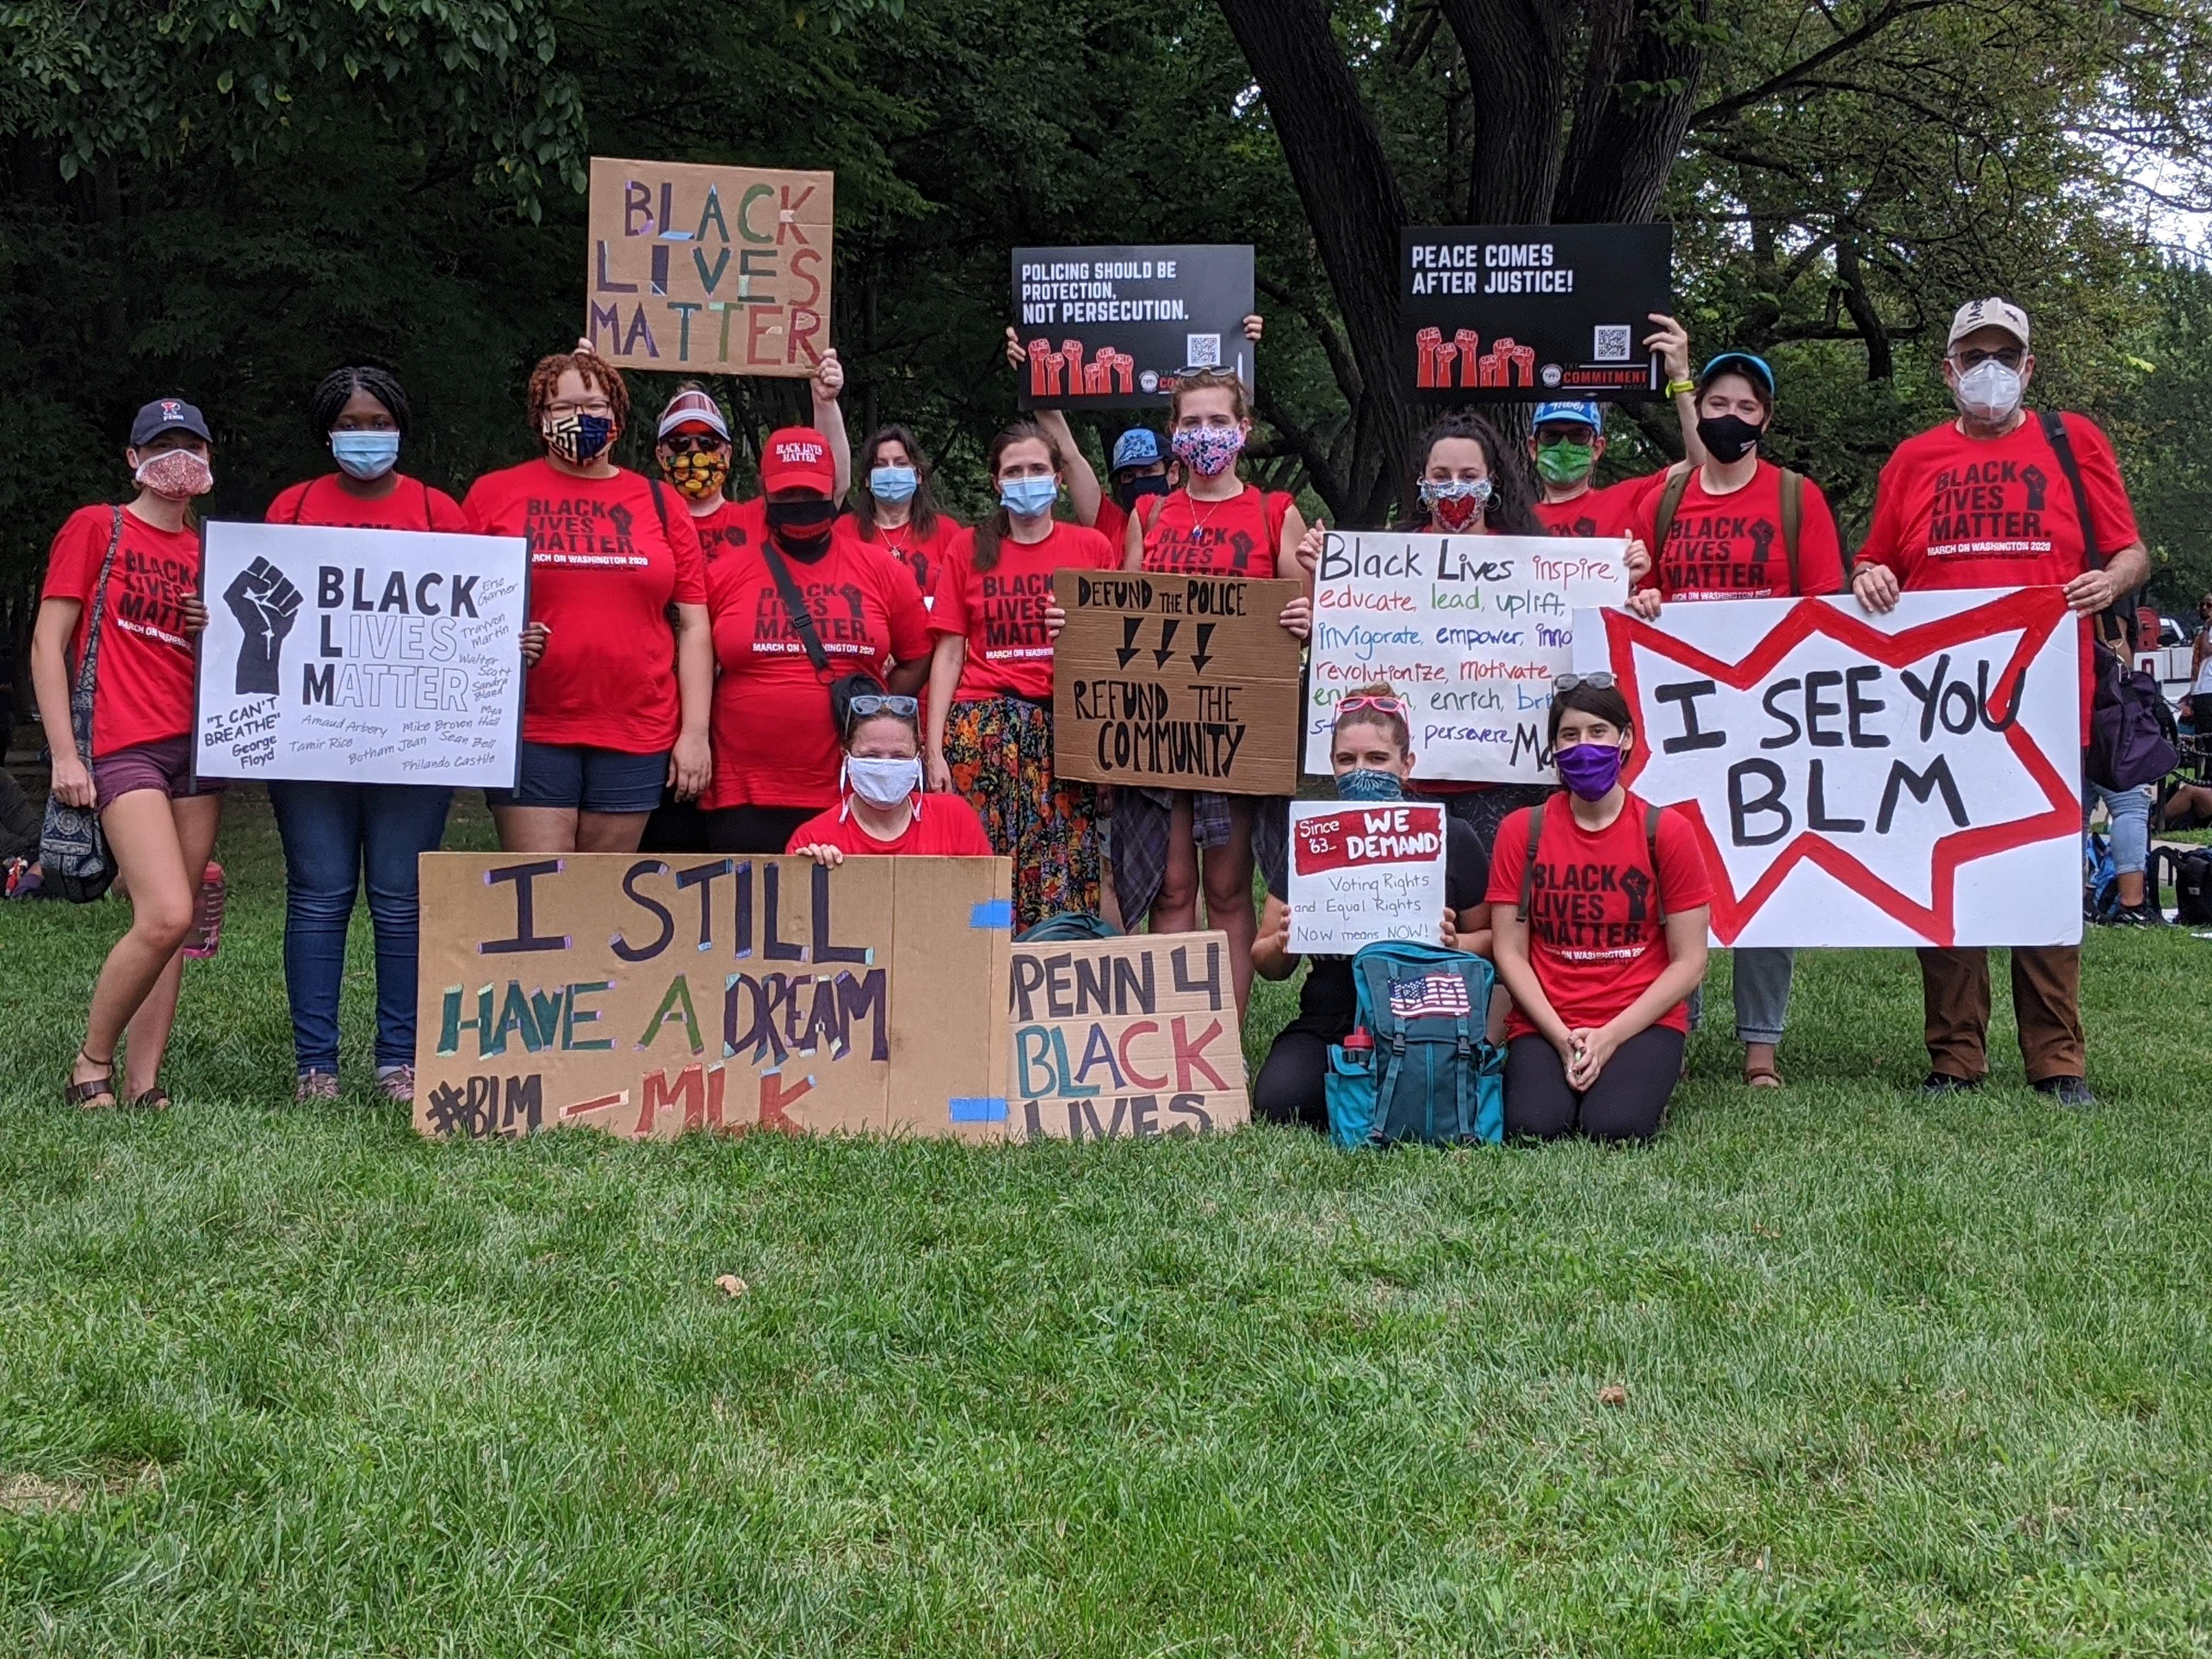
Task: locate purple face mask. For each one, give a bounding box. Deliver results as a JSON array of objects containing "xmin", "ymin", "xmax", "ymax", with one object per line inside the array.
[{"xmin": 1555, "ymin": 741, "xmax": 1625, "ymax": 800}]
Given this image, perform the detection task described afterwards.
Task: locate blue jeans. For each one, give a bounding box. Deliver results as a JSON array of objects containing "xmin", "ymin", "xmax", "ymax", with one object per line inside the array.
[
  {"xmin": 269, "ymin": 781, "xmax": 453, "ymax": 1073},
  {"xmin": 1731, "ymin": 947, "xmax": 1795, "ymax": 1047},
  {"xmin": 2084, "ymin": 781, "xmax": 2151, "ymax": 875}
]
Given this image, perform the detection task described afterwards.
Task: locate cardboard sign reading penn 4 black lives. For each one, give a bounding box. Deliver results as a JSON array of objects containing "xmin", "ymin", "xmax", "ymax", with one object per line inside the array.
[
  {"xmin": 1007, "ymin": 931, "xmax": 1249, "ymax": 1142},
  {"xmin": 412, "ymin": 854, "xmax": 1015, "ymax": 1142},
  {"xmin": 1052, "ymin": 569, "xmax": 1305, "ymax": 794},
  {"xmin": 1399, "ymin": 224, "xmax": 1672, "ymax": 400},
  {"xmin": 1012, "ymin": 245, "xmax": 1254, "ymax": 409},
  {"xmin": 586, "ymin": 157, "xmax": 833, "ymax": 376}
]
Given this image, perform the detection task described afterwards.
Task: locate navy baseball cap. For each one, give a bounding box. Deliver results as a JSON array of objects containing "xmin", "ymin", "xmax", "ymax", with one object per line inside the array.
[
  {"xmin": 131, "ymin": 397, "xmax": 212, "ymax": 447},
  {"xmin": 1110, "ymin": 428, "xmax": 1163, "ymax": 473},
  {"xmin": 1697, "ymin": 352, "xmax": 1776, "ymax": 400},
  {"xmin": 1532, "ymin": 401, "xmax": 1602, "ymax": 432}
]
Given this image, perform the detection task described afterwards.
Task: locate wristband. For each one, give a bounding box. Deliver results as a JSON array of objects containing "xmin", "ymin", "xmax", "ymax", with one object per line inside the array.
[{"xmin": 1664, "ymin": 377, "xmax": 1696, "ymax": 398}]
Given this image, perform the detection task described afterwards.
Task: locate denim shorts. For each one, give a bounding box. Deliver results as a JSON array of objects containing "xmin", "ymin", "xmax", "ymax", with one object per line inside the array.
[
  {"xmin": 93, "ymin": 735, "xmax": 228, "ymax": 812},
  {"xmin": 487, "ymin": 742, "xmax": 668, "ymax": 814}
]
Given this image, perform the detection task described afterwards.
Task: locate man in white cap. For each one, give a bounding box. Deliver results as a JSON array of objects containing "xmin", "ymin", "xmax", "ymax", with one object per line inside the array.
[{"xmin": 1852, "ymin": 297, "xmax": 2149, "ymax": 1107}]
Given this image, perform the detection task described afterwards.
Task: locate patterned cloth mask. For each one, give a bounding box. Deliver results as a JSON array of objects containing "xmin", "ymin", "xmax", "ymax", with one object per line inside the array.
[
  {"xmin": 543, "ymin": 411, "xmax": 616, "ymax": 466},
  {"xmin": 134, "ymin": 449, "xmax": 213, "ymax": 500},
  {"xmin": 1170, "ymin": 424, "xmax": 1245, "ymax": 477},
  {"xmin": 661, "ymin": 446, "xmax": 729, "ymax": 501},
  {"xmin": 1419, "ymin": 476, "xmax": 1492, "ymax": 532}
]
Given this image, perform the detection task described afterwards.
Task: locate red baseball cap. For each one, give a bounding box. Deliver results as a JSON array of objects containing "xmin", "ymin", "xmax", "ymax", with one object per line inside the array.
[{"xmin": 761, "ymin": 426, "xmax": 834, "ymax": 495}]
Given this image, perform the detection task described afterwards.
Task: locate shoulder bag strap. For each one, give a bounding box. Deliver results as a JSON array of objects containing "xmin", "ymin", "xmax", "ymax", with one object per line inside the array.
[
  {"xmin": 1777, "ymin": 467, "xmax": 1804, "ymax": 594},
  {"xmin": 2040, "ymin": 409, "xmax": 2133, "ymax": 646},
  {"xmin": 419, "ymin": 476, "xmax": 437, "ymax": 532},
  {"xmin": 647, "ymin": 477, "xmax": 672, "ymax": 538},
  {"xmin": 291, "ymin": 479, "xmax": 312, "ymax": 525},
  {"xmin": 1644, "ymin": 801, "xmax": 1667, "ymax": 926},
  {"xmin": 1649, "ymin": 461, "xmax": 1695, "ymax": 557},
  {"xmin": 71, "ymin": 507, "xmax": 126, "ymax": 759},
  {"xmin": 759, "ymin": 536, "xmax": 833, "ymax": 678},
  {"xmin": 1514, "ymin": 799, "xmax": 1547, "ymax": 922}
]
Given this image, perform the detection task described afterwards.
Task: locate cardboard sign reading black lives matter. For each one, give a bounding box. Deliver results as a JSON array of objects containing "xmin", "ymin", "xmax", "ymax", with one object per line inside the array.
[
  {"xmin": 1052, "ymin": 570, "xmax": 1305, "ymax": 795},
  {"xmin": 1013, "ymin": 245, "xmax": 1254, "ymax": 409},
  {"xmin": 1400, "ymin": 224, "xmax": 1672, "ymax": 400}
]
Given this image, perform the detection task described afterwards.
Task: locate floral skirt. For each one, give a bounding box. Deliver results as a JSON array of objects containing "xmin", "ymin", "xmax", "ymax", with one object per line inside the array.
[{"xmin": 944, "ymin": 695, "xmax": 1099, "ymax": 934}]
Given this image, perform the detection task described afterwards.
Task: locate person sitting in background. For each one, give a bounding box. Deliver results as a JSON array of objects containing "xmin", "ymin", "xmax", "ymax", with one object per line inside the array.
[
  {"xmin": 1250, "ymin": 687, "xmax": 1492, "ymax": 1133},
  {"xmin": 1485, "ymin": 676, "xmax": 1712, "ymax": 1144},
  {"xmin": 787, "ymin": 684, "xmax": 993, "ymax": 865}
]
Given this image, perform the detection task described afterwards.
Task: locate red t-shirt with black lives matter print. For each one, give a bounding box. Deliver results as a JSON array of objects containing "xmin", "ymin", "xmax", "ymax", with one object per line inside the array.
[
  {"xmin": 837, "ymin": 510, "xmax": 963, "ymax": 606},
  {"xmin": 460, "ymin": 460, "xmax": 706, "ymax": 753},
  {"xmin": 930, "ymin": 520, "xmax": 1120, "ymax": 702},
  {"xmin": 41, "ymin": 504, "xmax": 203, "ymax": 755},
  {"xmin": 1629, "ymin": 459, "xmax": 1846, "ymax": 601},
  {"xmin": 267, "ymin": 474, "xmax": 470, "ymax": 533},
  {"xmin": 1485, "ymin": 794, "xmax": 1712, "ymax": 1041},
  {"xmin": 703, "ymin": 534, "xmax": 932, "ymax": 811},
  {"xmin": 1855, "ymin": 413, "xmax": 2140, "ymax": 735},
  {"xmin": 1533, "ymin": 475, "xmax": 1652, "ymax": 540},
  {"xmin": 1139, "ymin": 484, "xmax": 1287, "ymax": 576}
]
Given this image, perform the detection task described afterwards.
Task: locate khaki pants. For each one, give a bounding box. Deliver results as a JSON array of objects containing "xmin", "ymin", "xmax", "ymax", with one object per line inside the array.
[{"xmin": 1916, "ymin": 945, "xmax": 2084, "ymax": 1084}]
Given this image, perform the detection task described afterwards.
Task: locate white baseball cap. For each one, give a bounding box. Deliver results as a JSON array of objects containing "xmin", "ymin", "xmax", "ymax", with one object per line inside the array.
[{"xmin": 1946, "ymin": 297, "xmax": 2030, "ymax": 351}]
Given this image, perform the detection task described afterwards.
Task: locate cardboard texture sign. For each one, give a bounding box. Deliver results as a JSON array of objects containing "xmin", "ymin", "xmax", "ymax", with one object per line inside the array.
[
  {"xmin": 1011, "ymin": 244, "xmax": 1255, "ymax": 409},
  {"xmin": 1305, "ymin": 531, "xmax": 1627, "ymax": 782},
  {"xmin": 1052, "ymin": 569, "xmax": 1305, "ymax": 794},
  {"xmin": 1400, "ymin": 224, "xmax": 1672, "ymax": 400},
  {"xmin": 1286, "ymin": 801, "xmax": 1448, "ymax": 953},
  {"xmin": 586, "ymin": 157, "xmax": 833, "ymax": 376},
  {"xmin": 1571, "ymin": 588, "xmax": 2083, "ymax": 948},
  {"xmin": 194, "ymin": 521, "xmax": 529, "ymax": 788},
  {"xmin": 1006, "ymin": 931, "xmax": 1249, "ymax": 1141},
  {"xmin": 413, "ymin": 854, "xmax": 1014, "ymax": 1141}
]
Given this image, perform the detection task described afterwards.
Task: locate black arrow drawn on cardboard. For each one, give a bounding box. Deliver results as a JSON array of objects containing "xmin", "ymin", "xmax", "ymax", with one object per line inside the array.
[
  {"xmin": 1154, "ymin": 618, "xmax": 1182, "ymax": 669},
  {"xmin": 1116, "ymin": 616, "xmax": 1143, "ymax": 669},
  {"xmin": 1190, "ymin": 622, "xmax": 1216, "ymax": 674}
]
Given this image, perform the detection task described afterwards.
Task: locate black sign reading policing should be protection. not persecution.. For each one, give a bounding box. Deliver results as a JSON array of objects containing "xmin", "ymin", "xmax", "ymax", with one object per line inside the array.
[
  {"xmin": 1012, "ymin": 245, "xmax": 1254, "ymax": 410},
  {"xmin": 1399, "ymin": 224, "xmax": 1673, "ymax": 402}
]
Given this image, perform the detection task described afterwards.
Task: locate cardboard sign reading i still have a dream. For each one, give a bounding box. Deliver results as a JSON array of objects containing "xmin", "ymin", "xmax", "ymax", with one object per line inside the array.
[
  {"xmin": 585, "ymin": 157, "xmax": 833, "ymax": 375},
  {"xmin": 1006, "ymin": 931, "xmax": 1249, "ymax": 1142},
  {"xmin": 413, "ymin": 854, "xmax": 1014, "ymax": 1141},
  {"xmin": 1052, "ymin": 569, "xmax": 1305, "ymax": 794},
  {"xmin": 1286, "ymin": 801, "xmax": 1448, "ymax": 954}
]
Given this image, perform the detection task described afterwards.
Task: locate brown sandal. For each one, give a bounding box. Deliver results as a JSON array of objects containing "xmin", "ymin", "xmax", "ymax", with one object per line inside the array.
[
  {"xmin": 63, "ymin": 1048, "xmax": 117, "ymax": 1110},
  {"xmin": 129, "ymin": 1087, "xmax": 172, "ymax": 1113},
  {"xmin": 1742, "ymin": 1061, "xmax": 1785, "ymax": 1089}
]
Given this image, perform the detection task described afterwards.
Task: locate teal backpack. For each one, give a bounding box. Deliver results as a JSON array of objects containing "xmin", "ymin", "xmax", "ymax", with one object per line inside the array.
[
  {"xmin": 1324, "ymin": 941, "xmax": 1505, "ymax": 1148},
  {"xmin": 1014, "ymin": 911, "xmax": 1120, "ymax": 943}
]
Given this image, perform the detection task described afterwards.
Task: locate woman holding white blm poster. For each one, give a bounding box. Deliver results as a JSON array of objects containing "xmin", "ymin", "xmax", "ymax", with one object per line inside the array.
[
  {"xmin": 1113, "ymin": 364, "xmax": 1312, "ymax": 1018},
  {"xmin": 922, "ymin": 420, "xmax": 1119, "ymax": 932},
  {"xmin": 1622, "ymin": 352, "xmax": 1846, "ymax": 1090},
  {"xmin": 462, "ymin": 346, "xmax": 712, "ymax": 857},
  {"xmin": 35, "ymin": 398, "xmax": 224, "ymax": 1112},
  {"xmin": 1484, "ymin": 678, "xmax": 1712, "ymax": 1144},
  {"xmin": 1250, "ymin": 688, "xmax": 1492, "ymax": 1132},
  {"xmin": 263, "ymin": 368, "xmax": 548, "ymax": 1104}
]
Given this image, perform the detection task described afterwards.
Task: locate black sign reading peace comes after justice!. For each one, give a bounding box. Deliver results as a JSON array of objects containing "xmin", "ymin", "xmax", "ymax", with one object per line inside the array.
[
  {"xmin": 1400, "ymin": 224, "xmax": 1673, "ymax": 402},
  {"xmin": 1012, "ymin": 244, "xmax": 1255, "ymax": 410}
]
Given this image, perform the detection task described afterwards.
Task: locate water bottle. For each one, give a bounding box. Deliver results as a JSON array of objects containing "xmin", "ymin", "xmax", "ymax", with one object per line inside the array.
[{"xmin": 183, "ymin": 861, "xmax": 226, "ymax": 958}]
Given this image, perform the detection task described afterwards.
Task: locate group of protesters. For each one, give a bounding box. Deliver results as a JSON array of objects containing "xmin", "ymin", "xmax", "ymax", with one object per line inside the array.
[{"xmin": 33, "ymin": 294, "xmax": 2145, "ymax": 1139}]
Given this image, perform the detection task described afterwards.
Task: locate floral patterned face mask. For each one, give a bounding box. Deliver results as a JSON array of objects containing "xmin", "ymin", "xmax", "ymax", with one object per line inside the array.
[
  {"xmin": 543, "ymin": 411, "xmax": 616, "ymax": 466},
  {"xmin": 1170, "ymin": 424, "xmax": 1245, "ymax": 477}
]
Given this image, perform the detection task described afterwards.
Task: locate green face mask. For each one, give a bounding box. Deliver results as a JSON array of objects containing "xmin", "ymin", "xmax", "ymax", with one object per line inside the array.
[{"xmin": 1536, "ymin": 438, "xmax": 1596, "ymax": 486}]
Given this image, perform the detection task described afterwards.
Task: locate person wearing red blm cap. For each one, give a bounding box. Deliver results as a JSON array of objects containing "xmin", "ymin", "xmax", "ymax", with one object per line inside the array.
[{"xmin": 701, "ymin": 426, "xmax": 934, "ymax": 853}]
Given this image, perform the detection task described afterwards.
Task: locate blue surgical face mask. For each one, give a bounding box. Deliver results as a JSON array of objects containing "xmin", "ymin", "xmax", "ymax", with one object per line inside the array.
[
  {"xmin": 870, "ymin": 465, "xmax": 918, "ymax": 504},
  {"xmin": 1000, "ymin": 475, "xmax": 1059, "ymax": 518},
  {"xmin": 330, "ymin": 429, "xmax": 401, "ymax": 481}
]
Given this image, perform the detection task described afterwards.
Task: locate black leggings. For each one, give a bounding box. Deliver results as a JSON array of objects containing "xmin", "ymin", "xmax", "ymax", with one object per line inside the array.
[
  {"xmin": 706, "ymin": 806, "xmax": 816, "ymax": 856},
  {"xmin": 1504, "ymin": 1028, "xmax": 1683, "ymax": 1144},
  {"xmin": 1253, "ymin": 1023, "xmax": 1338, "ymax": 1132}
]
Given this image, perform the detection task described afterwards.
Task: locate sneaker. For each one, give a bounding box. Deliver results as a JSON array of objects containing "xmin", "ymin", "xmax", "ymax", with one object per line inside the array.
[
  {"xmin": 1920, "ymin": 1071, "xmax": 1982, "ymax": 1096},
  {"xmin": 2033, "ymin": 1075, "xmax": 2096, "ymax": 1108},
  {"xmin": 375, "ymin": 1065, "xmax": 415, "ymax": 1103},
  {"xmin": 295, "ymin": 1070, "xmax": 340, "ymax": 1102},
  {"xmin": 2113, "ymin": 903, "xmax": 2160, "ymax": 927}
]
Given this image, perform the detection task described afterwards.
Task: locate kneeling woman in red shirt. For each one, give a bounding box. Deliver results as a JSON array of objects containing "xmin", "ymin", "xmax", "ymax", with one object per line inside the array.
[
  {"xmin": 923, "ymin": 419, "xmax": 1119, "ymax": 930},
  {"xmin": 1485, "ymin": 678, "xmax": 1712, "ymax": 1143},
  {"xmin": 787, "ymin": 686, "xmax": 992, "ymax": 864}
]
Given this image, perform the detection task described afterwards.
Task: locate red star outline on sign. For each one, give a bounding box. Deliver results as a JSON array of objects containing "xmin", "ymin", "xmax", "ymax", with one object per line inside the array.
[{"xmin": 1604, "ymin": 587, "xmax": 2076, "ymax": 947}]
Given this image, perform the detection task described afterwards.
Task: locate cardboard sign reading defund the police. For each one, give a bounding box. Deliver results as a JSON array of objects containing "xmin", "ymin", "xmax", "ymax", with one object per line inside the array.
[
  {"xmin": 413, "ymin": 854, "xmax": 1014, "ymax": 1141},
  {"xmin": 1052, "ymin": 569, "xmax": 1305, "ymax": 794},
  {"xmin": 1007, "ymin": 932, "xmax": 1248, "ymax": 1142},
  {"xmin": 1400, "ymin": 224, "xmax": 1672, "ymax": 400},
  {"xmin": 586, "ymin": 157, "xmax": 833, "ymax": 375},
  {"xmin": 1286, "ymin": 802, "xmax": 1448, "ymax": 953}
]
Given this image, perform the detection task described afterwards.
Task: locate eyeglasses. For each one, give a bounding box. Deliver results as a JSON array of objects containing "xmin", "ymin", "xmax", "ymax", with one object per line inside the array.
[
  {"xmin": 1951, "ymin": 347, "xmax": 2025, "ymax": 371},
  {"xmin": 844, "ymin": 693, "xmax": 919, "ymax": 731},
  {"xmin": 1553, "ymin": 673, "xmax": 1616, "ymax": 692},
  {"xmin": 1336, "ymin": 695, "xmax": 1408, "ymax": 717},
  {"xmin": 661, "ymin": 432, "xmax": 726, "ymax": 455},
  {"xmin": 547, "ymin": 400, "xmax": 614, "ymax": 419}
]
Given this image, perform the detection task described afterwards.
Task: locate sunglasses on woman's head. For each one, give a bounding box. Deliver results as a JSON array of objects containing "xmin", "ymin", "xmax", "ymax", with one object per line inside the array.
[
  {"xmin": 1337, "ymin": 694, "xmax": 1407, "ymax": 716},
  {"xmin": 845, "ymin": 693, "xmax": 919, "ymax": 730},
  {"xmin": 1553, "ymin": 672, "xmax": 1616, "ymax": 693}
]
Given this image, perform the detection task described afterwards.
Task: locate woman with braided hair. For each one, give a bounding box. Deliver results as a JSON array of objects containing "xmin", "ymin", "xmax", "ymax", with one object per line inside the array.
[{"xmin": 264, "ymin": 366, "xmax": 545, "ymax": 1104}]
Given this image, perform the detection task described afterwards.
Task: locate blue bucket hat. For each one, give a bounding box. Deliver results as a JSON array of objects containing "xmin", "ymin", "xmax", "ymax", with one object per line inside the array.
[{"xmin": 1110, "ymin": 428, "xmax": 1163, "ymax": 473}]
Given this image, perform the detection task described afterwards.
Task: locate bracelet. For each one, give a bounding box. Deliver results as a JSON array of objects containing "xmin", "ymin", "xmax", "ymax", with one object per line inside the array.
[{"xmin": 1664, "ymin": 377, "xmax": 1696, "ymax": 398}]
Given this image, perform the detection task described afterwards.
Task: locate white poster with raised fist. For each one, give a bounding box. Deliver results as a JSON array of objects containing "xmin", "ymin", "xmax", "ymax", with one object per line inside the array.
[{"xmin": 193, "ymin": 521, "xmax": 530, "ymax": 787}]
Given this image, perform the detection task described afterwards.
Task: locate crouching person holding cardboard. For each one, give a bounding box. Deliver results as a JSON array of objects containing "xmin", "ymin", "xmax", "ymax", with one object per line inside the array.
[
  {"xmin": 1251, "ymin": 688, "xmax": 1492, "ymax": 1132},
  {"xmin": 788, "ymin": 683, "xmax": 993, "ymax": 864},
  {"xmin": 1485, "ymin": 678, "xmax": 1712, "ymax": 1143}
]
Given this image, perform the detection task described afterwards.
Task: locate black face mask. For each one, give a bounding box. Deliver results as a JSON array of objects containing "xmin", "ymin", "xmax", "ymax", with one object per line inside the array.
[
  {"xmin": 1696, "ymin": 413, "xmax": 1765, "ymax": 465},
  {"xmin": 1114, "ymin": 473, "xmax": 1170, "ymax": 512},
  {"xmin": 766, "ymin": 498, "xmax": 838, "ymax": 557}
]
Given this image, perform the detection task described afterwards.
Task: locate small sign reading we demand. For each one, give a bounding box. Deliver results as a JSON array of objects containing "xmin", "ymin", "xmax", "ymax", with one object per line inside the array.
[{"xmin": 1286, "ymin": 801, "xmax": 1448, "ymax": 954}]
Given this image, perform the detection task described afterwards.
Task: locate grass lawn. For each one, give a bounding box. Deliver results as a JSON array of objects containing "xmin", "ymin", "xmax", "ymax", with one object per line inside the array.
[{"xmin": 3, "ymin": 790, "xmax": 2209, "ymax": 1656}]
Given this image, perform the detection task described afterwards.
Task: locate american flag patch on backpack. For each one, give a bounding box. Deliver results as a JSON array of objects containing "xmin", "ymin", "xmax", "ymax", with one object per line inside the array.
[{"xmin": 1387, "ymin": 973, "xmax": 1471, "ymax": 1020}]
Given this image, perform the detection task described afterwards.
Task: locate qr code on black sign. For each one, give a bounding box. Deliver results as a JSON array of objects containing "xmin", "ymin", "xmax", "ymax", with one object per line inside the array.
[
  {"xmin": 1592, "ymin": 325, "xmax": 1633, "ymax": 362},
  {"xmin": 1185, "ymin": 332, "xmax": 1222, "ymax": 368}
]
